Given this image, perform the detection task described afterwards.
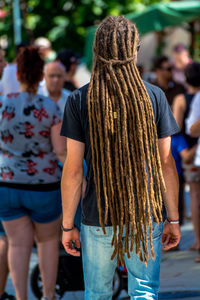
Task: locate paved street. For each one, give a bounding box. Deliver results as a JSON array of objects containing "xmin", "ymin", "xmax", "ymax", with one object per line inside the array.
[{"xmin": 5, "ymin": 221, "xmax": 200, "ymax": 300}]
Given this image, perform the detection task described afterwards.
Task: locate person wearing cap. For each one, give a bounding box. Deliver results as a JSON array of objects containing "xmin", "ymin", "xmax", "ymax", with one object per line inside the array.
[
  {"xmin": 34, "ymin": 37, "xmax": 56, "ymax": 62},
  {"xmin": 56, "ymin": 49, "xmax": 80, "ymax": 92},
  {"xmin": 172, "ymin": 43, "xmax": 192, "ymax": 87}
]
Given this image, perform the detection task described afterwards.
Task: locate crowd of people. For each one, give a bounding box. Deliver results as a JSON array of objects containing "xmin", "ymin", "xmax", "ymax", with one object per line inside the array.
[{"xmin": 0, "ymin": 16, "xmax": 199, "ymax": 300}]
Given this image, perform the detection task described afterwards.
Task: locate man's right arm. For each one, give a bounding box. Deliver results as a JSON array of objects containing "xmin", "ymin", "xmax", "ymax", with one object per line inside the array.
[{"xmin": 158, "ymin": 137, "xmax": 181, "ymax": 250}]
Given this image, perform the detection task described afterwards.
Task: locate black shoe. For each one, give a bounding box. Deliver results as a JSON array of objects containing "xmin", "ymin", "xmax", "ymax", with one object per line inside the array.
[{"xmin": 0, "ymin": 292, "xmax": 16, "ymax": 300}]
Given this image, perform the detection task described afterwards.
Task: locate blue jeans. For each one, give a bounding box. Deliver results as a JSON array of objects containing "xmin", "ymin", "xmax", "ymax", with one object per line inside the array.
[{"xmin": 81, "ymin": 222, "xmax": 163, "ymax": 300}]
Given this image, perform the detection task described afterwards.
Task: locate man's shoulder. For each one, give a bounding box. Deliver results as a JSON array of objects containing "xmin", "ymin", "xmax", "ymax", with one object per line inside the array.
[
  {"xmin": 143, "ymin": 80, "xmax": 164, "ymax": 101},
  {"xmin": 71, "ymin": 83, "xmax": 89, "ymax": 97},
  {"xmin": 68, "ymin": 83, "xmax": 89, "ymax": 106},
  {"xmin": 62, "ymin": 88, "xmax": 71, "ymax": 97}
]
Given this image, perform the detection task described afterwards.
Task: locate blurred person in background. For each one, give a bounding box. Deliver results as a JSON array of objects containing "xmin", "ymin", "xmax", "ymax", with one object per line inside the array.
[
  {"xmin": 185, "ymin": 74, "xmax": 200, "ymax": 262},
  {"xmin": 172, "ymin": 44, "xmax": 192, "ymax": 87},
  {"xmin": 0, "ymin": 49, "xmax": 16, "ymax": 300},
  {"xmin": 56, "ymin": 48, "xmax": 80, "ymax": 91},
  {"xmin": 0, "ymin": 60, "xmax": 19, "ymax": 94},
  {"xmin": 0, "ymin": 49, "xmax": 7, "ymax": 94},
  {"xmin": 0, "ymin": 46, "xmax": 66, "ymax": 300},
  {"xmin": 34, "ymin": 37, "xmax": 56, "ymax": 63},
  {"xmin": 170, "ymin": 133, "xmax": 197, "ymax": 228},
  {"xmin": 153, "ymin": 55, "xmax": 185, "ymax": 107},
  {"xmin": 173, "ymin": 62, "xmax": 200, "ymax": 252},
  {"xmin": 0, "ymin": 44, "xmax": 27, "ymax": 95},
  {"xmin": 38, "ymin": 61, "xmax": 70, "ymax": 114},
  {"xmin": 186, "ymin": 92, "xmax": 200, "ymax": 263}
]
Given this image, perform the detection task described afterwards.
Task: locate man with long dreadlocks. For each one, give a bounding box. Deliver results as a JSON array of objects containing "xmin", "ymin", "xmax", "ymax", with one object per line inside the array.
[{"xmin": 61, "ymin": 16, "xmax": 181, "ymax": 299}]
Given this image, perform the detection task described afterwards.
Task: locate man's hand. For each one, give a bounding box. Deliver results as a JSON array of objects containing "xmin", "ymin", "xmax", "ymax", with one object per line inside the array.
[
  {"xmin": 62, "ymin": 228, "xmax": 81, "ymax": 256},
  {"xmin": 161, "ymin": 220, "xmax": 181, "ymax": 251}
]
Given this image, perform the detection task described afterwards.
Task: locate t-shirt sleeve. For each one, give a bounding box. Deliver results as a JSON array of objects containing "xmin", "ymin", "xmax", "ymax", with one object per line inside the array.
[
  {"xmin": 60, "ymin": 92, "xmax": 85, "ymax": 143},
  {"xmin": 156, "ymin": 89, "xmax": 180, "ymax": 138}
]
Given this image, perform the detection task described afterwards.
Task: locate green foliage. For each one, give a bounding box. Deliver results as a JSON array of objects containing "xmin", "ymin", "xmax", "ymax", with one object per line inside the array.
[{"xmin": 0, "ymin": 0, "xmax": 170, "ymax": 60}]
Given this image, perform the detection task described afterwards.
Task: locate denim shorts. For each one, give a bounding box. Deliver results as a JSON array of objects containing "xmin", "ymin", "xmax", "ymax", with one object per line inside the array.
[{"xmin": 0, "ymin": 186, "xmax": 62, "ymax": 223}]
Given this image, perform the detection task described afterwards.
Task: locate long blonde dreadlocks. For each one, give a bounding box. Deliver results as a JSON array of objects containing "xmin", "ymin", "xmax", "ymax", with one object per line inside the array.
[{"xmin": 88, "ymin": 16, "xmax": 166, "ymax": 265}]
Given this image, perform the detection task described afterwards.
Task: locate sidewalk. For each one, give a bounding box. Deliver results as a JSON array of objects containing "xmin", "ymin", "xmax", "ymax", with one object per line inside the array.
[
  {"xmin": 5, "ymin": 221, "xmax": 200, "ymax": 300},
  {"xmin": 159, "ymin": 221, "xmax": 200, "ymax": 300}
]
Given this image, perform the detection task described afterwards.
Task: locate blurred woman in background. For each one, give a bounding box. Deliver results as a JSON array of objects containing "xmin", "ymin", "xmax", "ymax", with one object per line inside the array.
[{"xmin": 0, "ymin": 46, "xmax": 66, "ymax": 300}]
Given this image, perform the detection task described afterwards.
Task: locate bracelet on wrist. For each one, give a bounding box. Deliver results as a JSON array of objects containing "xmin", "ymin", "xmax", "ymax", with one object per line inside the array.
[
  {"xmin": 166, "ymin": 218, "xmax": 179, "ymax": 224},
  {"xmin": 61, "ymin": 224, "xmax": 74, "ymax": 232}
]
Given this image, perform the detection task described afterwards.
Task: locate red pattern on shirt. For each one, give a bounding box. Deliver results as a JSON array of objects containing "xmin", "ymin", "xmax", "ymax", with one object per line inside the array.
[
  {"xmin": 33, "ymin": 107, "xmax": 49, "ymax": 122},
  {"xmin": 27, "ymin": 160, "xmax": 38, "ymax": 174},
  {"xmin": 43, "ymin": 160, "xmax": 57, "ymax": 175}
]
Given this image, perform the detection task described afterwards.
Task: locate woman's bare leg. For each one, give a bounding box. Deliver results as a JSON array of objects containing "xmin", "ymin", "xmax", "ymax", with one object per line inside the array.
[
  {"xmin": 34, "ymin": 217, "xmax": 61, "ymax": 300},
  {"xmin": 2, "ymin": 217, "xmax": 34, "ymax": 300},
  {"xmin": 0, "ymin": 235, "xmax": 9, "ymax": 296}
]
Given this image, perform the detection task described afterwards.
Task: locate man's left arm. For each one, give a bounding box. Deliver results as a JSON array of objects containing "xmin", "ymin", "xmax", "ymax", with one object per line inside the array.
[{"xmin": 61, "ymin": 137, "xmax": 85, "ymax": 256}]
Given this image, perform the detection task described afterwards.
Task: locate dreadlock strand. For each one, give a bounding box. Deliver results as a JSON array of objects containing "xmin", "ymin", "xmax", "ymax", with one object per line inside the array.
[
  {"xmin": 121, "ymin": 63, "xmax": 150, "ymax": 256},
  {"xmin": 108, "ymin": 66, "xmax": 134, "ymax": 257},
  {"xmin": 97, "ymin": 68, "xmax": 110, "ymax": 224},
  {"xmin": 127, "ymin": 65, "xmax": 156, "ymax": 256},
  {"xmin": 131, "ymin": 64, "xmax": 163, "ymax": 223},
  {"xmin": 114, "ymin": 31, "xmax": 139, "ymax": 256},
  {"xmin": 115, "ymin": 66, "xmax": 144, "ymax": 256},
  {"xmin": 89, "ymin": 76, "xmax": 105, "ymax": 233},
  {"xmin": 106, "ymin": 75, "xmax": 126, "ymax": 262}
]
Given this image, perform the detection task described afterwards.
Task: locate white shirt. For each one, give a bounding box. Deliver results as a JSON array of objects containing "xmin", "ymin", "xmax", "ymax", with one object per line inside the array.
[
  {"xmin": 38, "ymin": 83, "xmax": 70, "ymax": 115},
  {"xmin": 1, "ymin": 64, "xmax": 20, "ymax": 94},
  {"xmin": 185, "ymin": 91, "xmax": 200, "ymax": 166}
]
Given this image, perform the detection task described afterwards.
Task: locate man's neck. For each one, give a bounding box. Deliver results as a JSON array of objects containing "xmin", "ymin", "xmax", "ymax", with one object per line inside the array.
[
  {"xmin": 156, "ymin": 77, "xmax": 170, "ymax": 90},
  {"xmin": 49, "ymin": 90, "xmax": 62, "ymax": 102}
]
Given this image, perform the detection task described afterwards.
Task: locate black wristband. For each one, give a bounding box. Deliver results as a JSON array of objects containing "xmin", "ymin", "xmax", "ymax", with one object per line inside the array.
[{"xmin": 61, "ymin": 224, "xmax": 74, "ymax": 232}]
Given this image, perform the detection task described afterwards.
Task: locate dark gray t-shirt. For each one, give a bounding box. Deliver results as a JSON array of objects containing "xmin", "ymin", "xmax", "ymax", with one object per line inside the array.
[{"xmin": 61, "ymin": 81, "xmax": 179, "ymax": 226}]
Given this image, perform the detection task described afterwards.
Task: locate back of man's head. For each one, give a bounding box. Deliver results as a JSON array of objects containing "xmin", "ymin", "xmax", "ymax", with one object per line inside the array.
[
  {"xmin": 93, "ymin": 16, "xmax": 139, "ymax": 65},
  {"xmin": 185, "ymin": 62, "xmax": 200, "ymax": 88},
  {"xmin": 57, "ymin": 49, "xmax": 78, "ymax": 72}
]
